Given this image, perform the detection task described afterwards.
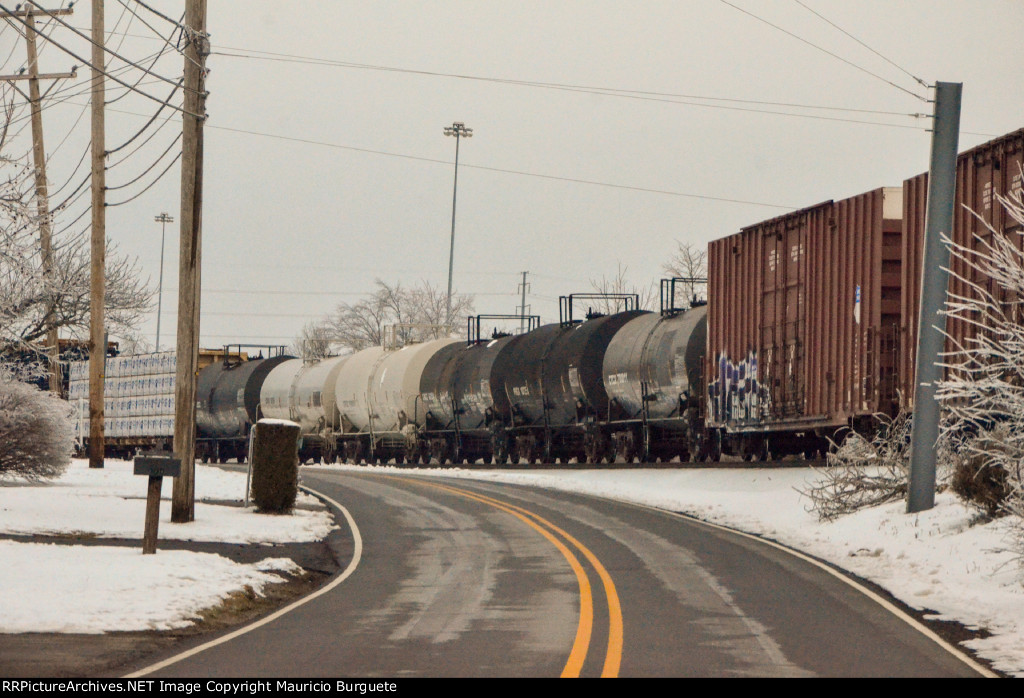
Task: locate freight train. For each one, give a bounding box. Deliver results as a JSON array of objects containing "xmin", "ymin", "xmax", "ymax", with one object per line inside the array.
[
  {"xmin": 69, "ymin": 127, "xmax": 1024, "ymax": 464},
  {"xmin": 253, "ymin": 292, "xmax": 709, "ymax": 465}
]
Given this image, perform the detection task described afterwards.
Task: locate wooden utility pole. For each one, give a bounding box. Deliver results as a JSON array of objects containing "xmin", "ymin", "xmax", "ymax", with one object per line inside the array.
[
  {"xmin": 88, "ymin": 0, "xmax": 106, "ymax": 469},
  {"xmin": 172, "ymin": 0, "xmax": 208, "ymax": 523},
  {"xmin": 0, "ymin": 5, "xmax": 76, "ymax": 393}
]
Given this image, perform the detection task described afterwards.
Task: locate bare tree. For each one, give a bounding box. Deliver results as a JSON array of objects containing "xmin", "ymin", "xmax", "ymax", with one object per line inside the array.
[
  {"xmin": 662, "ymin": 241, "xmax": 708, "ymax": 305},
  {"xmin": 118, "ymin": 329, "xmax": 153, "ymax": 356},
  {"xmin": 587, "ymin": 263, "xmax": 656, "ymax": 315},
  {"xmin": 324, "ymin": 279, "xmax": 474, "ymax": 353},
  {"xmin": 1, "ymin": 137, "xmax": 152, "ymax": 367},
  {"xmin": 799, "ymin": 411, "xmax": 912, "ymax": 521},
  {"xmin": 290, "ymin": 320, "xmax": 335, "ymax": 360},
  {"xmin": 406, "ymin": 280, "xmax": 474, "ymax": 338}
]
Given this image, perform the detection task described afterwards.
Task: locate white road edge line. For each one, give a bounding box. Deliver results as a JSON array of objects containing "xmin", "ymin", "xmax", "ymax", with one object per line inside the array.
[
  {"xmin": 634, "ymin": 501, "xmax": 999, "ymax": 678},
  {"xmin": 124, "ymin": 486, "xmax": 362, "ymax": 678}
]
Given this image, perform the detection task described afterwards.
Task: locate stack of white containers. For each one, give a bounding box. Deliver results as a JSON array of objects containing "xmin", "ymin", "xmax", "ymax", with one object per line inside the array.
[{"xmin": 69, "ymin": 352, "xmax": 177, "ymax": 440}]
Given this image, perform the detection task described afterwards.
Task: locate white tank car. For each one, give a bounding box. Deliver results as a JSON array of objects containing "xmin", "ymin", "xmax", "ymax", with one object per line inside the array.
[
  {"xmin": 259, "ymin": 358, "xmax": 304, "ymax": 423},
  {"xmin": 334, "ymin": 346, "xmax": 390, "ymax": 433},
  {"xmin": 292, "ymin": 355, "xmax": 350, "ymax": 432},
  {"xmin": 368, "ymin": 338, "xmax": 460, "ymax": 431}
]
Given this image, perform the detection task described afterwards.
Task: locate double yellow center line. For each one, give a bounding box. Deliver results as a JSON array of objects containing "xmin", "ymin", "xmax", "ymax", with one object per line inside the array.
[{"xmin": 399, "ymin": 477, "xmax": 623, "ymax": 678}]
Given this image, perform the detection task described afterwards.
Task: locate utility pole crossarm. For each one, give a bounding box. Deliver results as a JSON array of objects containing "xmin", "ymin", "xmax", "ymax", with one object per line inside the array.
[
  {"xmin": 0, "ymin": 68, "xmax": 77, "ymax": 81},
  {"xmin": 0, "ymin": 6, "xmax": 73, "ymax": 17}
]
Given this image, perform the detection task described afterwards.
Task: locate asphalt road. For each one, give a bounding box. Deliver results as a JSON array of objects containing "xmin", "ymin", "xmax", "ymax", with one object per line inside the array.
[{"xmin": 127, "ymin": 469, "xmax": 986, "ymax": 678}]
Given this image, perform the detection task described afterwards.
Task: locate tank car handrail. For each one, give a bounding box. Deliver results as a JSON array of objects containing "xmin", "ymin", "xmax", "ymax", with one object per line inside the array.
[
  {"xmin": 220, "ymin": 343, "xmax": 287, "ymax": 367},
  {"xmin": 559, "ymin": 293, "xmax": 640, "ymax": 326},
  {"xmin": 467, "ymin": 314, "xmax": 540, "ymax": 345},
  {"xmin": 660, "ymin": 277, "xmax": 708, "ymax": 316}
]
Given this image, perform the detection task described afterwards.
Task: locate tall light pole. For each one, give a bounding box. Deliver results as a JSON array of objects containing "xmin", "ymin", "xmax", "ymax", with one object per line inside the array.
[
  {"xmin": 154, "ymin": 212, "xmax": 174, "ymax": 351},
  {"xmin": 443, "ymin": 121, "xmax": 472, "ymax": 328}
]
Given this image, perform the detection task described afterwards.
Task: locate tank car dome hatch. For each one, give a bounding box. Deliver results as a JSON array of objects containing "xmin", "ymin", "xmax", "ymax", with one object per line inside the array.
[{"xmin": 602, "ymin": 305, "xmax": 707, "ymax": 423}]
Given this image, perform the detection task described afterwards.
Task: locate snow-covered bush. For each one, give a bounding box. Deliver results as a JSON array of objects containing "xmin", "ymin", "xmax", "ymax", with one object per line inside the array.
[
  {"xmin": 801, "ymin": 411, "xmax": 912, "ymax": 521},
  {"xmin": 948, "ymin": 429, "xmax": 1011, "ymax": 518},
  {"xmin": 937, "ymin": 186, "xmax": 1024, "ymax": 530},
  {"xmin": 0, "ymin": 372, "xmax": 74, "ymax": 481}
]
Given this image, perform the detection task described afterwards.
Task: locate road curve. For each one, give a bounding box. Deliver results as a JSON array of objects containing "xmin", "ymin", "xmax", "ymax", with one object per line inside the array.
[{"xmin": 129, "ymin": 469, "xmax": 988, "ymax": 678}]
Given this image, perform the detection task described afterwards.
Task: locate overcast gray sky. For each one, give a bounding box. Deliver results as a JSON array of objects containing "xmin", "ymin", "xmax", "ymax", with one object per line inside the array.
[{"xmin": 4, "ymin": 1, "xmax": 1023, "ymax": 350}]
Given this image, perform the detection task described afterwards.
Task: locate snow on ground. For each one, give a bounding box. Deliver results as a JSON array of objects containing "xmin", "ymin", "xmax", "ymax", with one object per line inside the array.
[
  {"xmin": 1, "ymin": 458, "xmax": 1022, "ymax": 676},
  {"xmin": 0, "ymin": 458, "xmax": 334, "ymax": 633}
]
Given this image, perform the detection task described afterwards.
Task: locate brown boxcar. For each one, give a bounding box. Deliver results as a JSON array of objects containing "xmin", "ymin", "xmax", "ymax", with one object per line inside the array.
[
  {"xmin": 707, "ymin": 187, "xmax": 904, "ymax": 457},
  {"xmin": 900, "ymin": 128, "xmax": 1024, "ymax": 407}
]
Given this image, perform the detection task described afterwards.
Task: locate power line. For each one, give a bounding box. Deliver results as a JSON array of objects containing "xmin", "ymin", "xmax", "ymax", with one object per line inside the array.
[
  {"xmin": 129, "ymin": 0, "xmax": 188, "ymax": 33},
  {"xmin": 105, "ymin": 78, "xmax": 182, "ymax": 154},
  {"xmin": 0, "ymin": 2, "xmax": 202, "ymax": 118},
  {"xmin": 209, "ymin": 123, "xmax": 800, "ymax": 210},
  {"xmin": 210, "ymin": 45, "xmax": 929, "ymax": 122},
  {"xmin": 41, "ymin": 99, "xmax": 817, "ymax": 211},
  {"xmin": 2, "ymin": 48, "xmax": 153, "ymax": 130},
  {"xmin": 105, "ymin": 149, "xmax": 180, "ymax": 206},
  {"xmin": 72, "ymin": 24, "xmax": 931, "ymax": 122},
  {"xmin": 105, "ymin": 45, "xmax": 176, "ymax": 106},
  {"xmin": 717, "ymin": 0, "xmax": 929, "ymax": 102},
  {"xmin": 792, "ymin": 0, "xmax": 929, "ymax": 89},
  {"xmin": 23, "ymin": 2, "xmax": 195, "ymax": 94},
  {"xmin": 48, "ymin": 139, "xmax": 89, "ymax": 197},
  {"xmin": 105, "ymin": 131, "xmax": 180, "ymax": 191},
  {"xmin": 115, "ymin": 0, "xmax": 195, "ymax": 68}
]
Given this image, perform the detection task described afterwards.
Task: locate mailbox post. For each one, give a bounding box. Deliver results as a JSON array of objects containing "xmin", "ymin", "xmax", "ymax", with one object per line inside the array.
[{"xmin": 134, "ymin": 453, "xmax": 182, "ymax": 554}]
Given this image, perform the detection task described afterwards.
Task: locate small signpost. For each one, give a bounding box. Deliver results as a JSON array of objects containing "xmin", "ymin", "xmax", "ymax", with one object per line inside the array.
[{"xmin": 133, "ymin": 452, "xmax": 181, "ymax": 554}]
